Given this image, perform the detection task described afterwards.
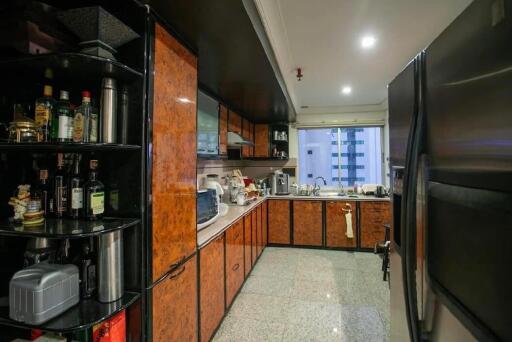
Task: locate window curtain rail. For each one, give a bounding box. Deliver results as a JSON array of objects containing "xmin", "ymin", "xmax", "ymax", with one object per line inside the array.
[{"xmin": 294, "ymin": 119, "xmax": 385, "ymax": 129}]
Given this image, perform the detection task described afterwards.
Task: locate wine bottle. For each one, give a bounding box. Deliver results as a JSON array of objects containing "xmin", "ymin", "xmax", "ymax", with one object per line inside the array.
[
  {"xmin": 69, "ymin": 154, "xmax": 84, "ymax": 219},
  {"xmin": 54, "ymin": 153, "xmax": 68, "ymax": 218},
  {"xmin": 33, "ymin": 169, "xmax": 50, "ymax": 216},
  {"xmin": 84, "ymin": 159, "xmax": 104, "ymax": 220},
  {"xmin": 56, "ymin": 90, "xmax": 72, "ymax": 142}
]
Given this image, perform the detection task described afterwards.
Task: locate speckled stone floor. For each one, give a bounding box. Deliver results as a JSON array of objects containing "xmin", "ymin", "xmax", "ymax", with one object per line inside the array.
[{"xmin": 212, "ymin": 247, "xmax": 390, "ymax": 342}]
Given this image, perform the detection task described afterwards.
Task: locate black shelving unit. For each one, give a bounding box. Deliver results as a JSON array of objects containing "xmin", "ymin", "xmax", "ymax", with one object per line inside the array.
[
  {"xmin": 0, "ymin": 217, "xmax": 140, "ymax": 239},
  {"xmin": 0, "ymin": 291, "xmax": 140, "ymax": 333},
  {"xmin": 0, "ymin": 143, "xmax": 141, "ymax": 152}
]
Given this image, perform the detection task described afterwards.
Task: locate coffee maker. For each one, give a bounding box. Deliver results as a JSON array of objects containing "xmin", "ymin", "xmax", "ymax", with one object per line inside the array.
[{"xmin": 271, "ymin": 172, "xmax": 290, "ymax": 195}]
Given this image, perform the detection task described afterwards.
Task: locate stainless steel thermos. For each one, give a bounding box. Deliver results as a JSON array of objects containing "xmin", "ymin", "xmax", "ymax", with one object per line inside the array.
[
  {"xmin": 98, "ymin": 230, "xmax": 124, "ymax": 302},
  {"xmin": 100, "ymin": 77, "xmax": 117, "ymax": 143}
]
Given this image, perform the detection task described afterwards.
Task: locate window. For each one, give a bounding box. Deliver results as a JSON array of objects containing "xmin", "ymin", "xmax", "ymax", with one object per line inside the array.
[{"xmin": 298, "ymin": 127, "xmax": 383, "ymax": 187}]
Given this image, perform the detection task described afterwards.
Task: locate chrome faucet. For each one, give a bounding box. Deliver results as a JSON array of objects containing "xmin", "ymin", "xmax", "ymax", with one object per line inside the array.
[{"xmin": 313, "ymin": 176, "xmax": 327, "ymax": 196}]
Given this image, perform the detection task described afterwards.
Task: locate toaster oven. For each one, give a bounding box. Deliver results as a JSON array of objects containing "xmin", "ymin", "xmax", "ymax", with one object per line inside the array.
[{"xmin": 197, "ymin": 189, "xmax": 220, "ymax": 230}]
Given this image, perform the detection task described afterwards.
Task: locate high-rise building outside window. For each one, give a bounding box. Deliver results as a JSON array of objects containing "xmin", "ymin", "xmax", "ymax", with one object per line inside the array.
[{"xmin": 298, "ymin": 127, "xmax": 383, "ymax": 187}]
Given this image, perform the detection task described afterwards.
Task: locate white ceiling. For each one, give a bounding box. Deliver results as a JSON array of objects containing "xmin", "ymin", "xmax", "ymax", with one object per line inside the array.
[{"xmin": 255, "ymin": 0, "xmax": 473, "ymax": 113}]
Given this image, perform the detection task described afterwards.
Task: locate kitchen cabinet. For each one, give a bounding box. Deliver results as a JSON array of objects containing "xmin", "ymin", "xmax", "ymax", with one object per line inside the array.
[
  {"xmin": 268, "ymin": 200, "xmax": 291, "ymax": 244},
  {"xmin": 199, "ymin": 235, "xmax": 225, "ymax": 342},
  {"xmin": 262, "ymin": 201, "xmax": 268, "ymax": 246},
  {"xmin": 251, "ymin": 208, "xmax": 257, "ymax": 265},
  {"xmin": 152, "ymin": 255, "xmax": 198, "ymax": 342},
  {"xmin": 326, "ymin": 201, "xmax": 357, "ymax": 248},
  {"xmin": 242, "ymin": 118, "xmax": 252, "ymax": 158},
  {"xmin": 256, "ymin": 204, "xmax": 263, "ymax": 257},
  {"xmin": 360, "ymin": 201, "xmax": 391, "ymax": 249},
  {"xmin": 293, "ymin": 201, "xmax": 323, "ymax": 246},
  {"xmin": 152, "ymin": 23, "xmax": 197, "ymax": 281},
  {"xmin": 244, "ymin": 213, "xmax": 252, "ymax": 277},
  {"xmin": 226, "ymin": 220, "xmax": 245, "ymax": 307},
  {"xmin": 249, "ymin": 122, "xmax": 255, "ymax": 156},
  {"xmin": 228, "ymin": 110, "xmax": 242, "ymax": 135},
  {"xmin": 197, "ymin": 90, "xmax": 219, "ymax": 155},
  {"xmin": 219, "ymin": 104, "xmax": 228, "ymax": 155},
  {"xmin": 254, "ymin": 124, "xmax": 270, "ymax": 157}
]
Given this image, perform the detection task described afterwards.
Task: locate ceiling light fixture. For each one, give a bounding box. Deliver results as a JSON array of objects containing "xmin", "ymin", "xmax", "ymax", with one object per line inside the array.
[
  {"xmin": 361, "ymin": 35, "xmax": 376, "ymax": 49},
  {"xmin": 341, "ymin": 86, "xmax": 352, "ymax": 95}
]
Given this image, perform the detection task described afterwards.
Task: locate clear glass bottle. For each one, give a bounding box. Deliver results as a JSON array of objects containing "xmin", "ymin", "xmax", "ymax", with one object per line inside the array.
[
  {"xmin": 34, "ymin": 85, "xmax": 54, "ymax": 142},
  {"xmin": 73, "ymin": 91, "xmax": 92, "ymax": 143},
  {"xmin": 54, "ymin": 153, "xmax": 68, "ymax": 218},
  {"xmin": 69, "ymin": 154, "xmax": 84, "ymax": 219},
  {"xmin": 56, "ymin": 90, "xmax": 72, "ymax": 142},
  {"xmin": 84, "ymin": 159, "xmax": 104, "ymax": 220}
]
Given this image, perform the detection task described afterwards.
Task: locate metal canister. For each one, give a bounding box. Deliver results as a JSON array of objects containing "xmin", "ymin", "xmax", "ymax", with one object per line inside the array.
[
  {"xmin": 97, "ymin": 230, "xmax": 124, "ymax": 302},
  {"xmin": 100, "ymin": 77, "xmax": 117, "ymax": 143},
  {"xmin": 119, "ymin": 86, "xmax": 129, "ymax": 144}
]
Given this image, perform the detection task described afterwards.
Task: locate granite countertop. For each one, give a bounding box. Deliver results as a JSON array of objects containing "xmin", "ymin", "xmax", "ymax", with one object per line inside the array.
[
  {"xmin": 196, "ymin": 194, "xmax": 389, "ymax": 248},
  {"xmin": 197, "ymin": 196, "xmax": 266, "ymax": 248},
  {"xmin": 267, "ymin": 194, "xmax": 390, "ymax": 201}
]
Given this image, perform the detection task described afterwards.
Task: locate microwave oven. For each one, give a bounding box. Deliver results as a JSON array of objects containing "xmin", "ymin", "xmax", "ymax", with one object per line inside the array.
[{"xmin": 197, "ymin": 189, "xmax": 220, "ymax": 230}]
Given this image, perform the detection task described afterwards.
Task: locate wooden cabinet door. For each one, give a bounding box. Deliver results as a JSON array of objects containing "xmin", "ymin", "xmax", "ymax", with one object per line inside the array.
[
  {"xmin": 219, "ymin": 104, "xmax": 228, "ymax": 155},
  {"xmin": 226, "ymin": 220, "xmax": 245, "ymax": 307},
  {"xmin": 152, "ymin": 255, "xmax": 198, "ymax": 342},
  {"xmin": 254, "ymin": 124, "xmax": 269, "ymax": 157},
  {"xmin": 293, "ymin": 201, "xmax": 323, "ymax": 246},
  {"xmin": 256, "ymin": 204, "xmax": 263, "ymax": 257},
  {"xmin": 268, "ymin": 200, "xmax": 290, "ymax": 244},
  {"xmin": 152, "ymin": 23, "xmax": 197, "ymax": 281},
  {"xmin": 262, "ymin": 200, "xmax": 268, "ymax": 247},
  {"xmin": 326, "ymin": 201, "xmax": 357, "ymax": 248},
  {"xmin": 243, "ymin": 214, "xmax": 252, "ymax": 277},
  {"xmin": 228, "ymin": 110, "xmax": 242, "ymax": 135},
  {"xmin": 242, "ymin": 118, "xmax": 252, "ymax": 158},
  {"xmin": 199, "ymin": 235, "xmax": 225, "ymax": 342},
  {"xmin": 251, "ymin": 208, "xmax": 257, "ymax": 265},
  {"xmin": 360, "ymin": 201, "xmax": 391, "ymax": 249}
]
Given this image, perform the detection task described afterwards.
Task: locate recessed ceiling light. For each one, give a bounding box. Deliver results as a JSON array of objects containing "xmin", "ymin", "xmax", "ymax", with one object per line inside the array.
[
  {"xmin": 361, "ymin": 35, "xmax": 376, "ymax": 49},
  {"xmin": 341, "ymin": 86, "xmax": 352, "ymax": 95}
]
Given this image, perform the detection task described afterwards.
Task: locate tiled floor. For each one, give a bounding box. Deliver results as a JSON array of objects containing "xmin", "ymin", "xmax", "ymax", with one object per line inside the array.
[{"xmin": 213, "ymin": 247, "xmax": 390, "ymax": 342}]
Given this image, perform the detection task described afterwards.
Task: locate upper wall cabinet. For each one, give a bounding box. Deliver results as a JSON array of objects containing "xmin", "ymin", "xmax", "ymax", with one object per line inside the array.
[
  {"xmin": 197, "ymin": 91, "xmax": 220, "ymax": 156},
  {"xmin": 219, "ymin": 104, "xmax": 228, "ymax": 156},
  {"xmin": 228, "ymin": 110, "xmax": 242, "ymax": 135}
]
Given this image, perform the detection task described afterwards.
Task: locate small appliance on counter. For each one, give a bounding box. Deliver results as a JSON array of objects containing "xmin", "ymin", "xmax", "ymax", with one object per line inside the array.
[
  {"xmin": 197, "ymin": 188, "xmax": 220, "ymax": 231},
  {"xmin": 361, "ymin": 183, "xmax": 387, "ymax": 196},
  {"xmin": 271, "ymin": 171, "xmax": 290, "ymax": 195},
  {"xmin": 9, "ymin": 263, "xmax": 79, "ymax": 324}
]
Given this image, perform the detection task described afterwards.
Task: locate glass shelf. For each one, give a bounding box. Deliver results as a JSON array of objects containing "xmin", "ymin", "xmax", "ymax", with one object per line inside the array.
[
  {"xmin": 0, "ymin": 217, "xmax": 140, "ymax": 239},
  {"xmin": 0, "ymin": 52, "xmax": 142, "ymax": 83},
  {"xmin": 0, "ymin": 142, "xmax": 141, "ymax": 152},
  {"xmin": 0, "ymin": 291, "xmax": 140, "ymax": 333}
]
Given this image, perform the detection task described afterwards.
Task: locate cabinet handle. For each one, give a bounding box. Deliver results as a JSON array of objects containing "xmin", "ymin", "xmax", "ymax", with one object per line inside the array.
[
  {"xmin": 169, "ymin": 265, "xmax": 186, "ymax": 280},
  {"xmin": 232, "ymin": 263, "xmax": 240, "ymax": 271}
]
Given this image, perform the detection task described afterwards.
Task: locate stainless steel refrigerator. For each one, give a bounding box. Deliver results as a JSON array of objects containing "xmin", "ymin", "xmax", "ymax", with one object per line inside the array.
[{"xmin": 388, "ymin": 0, "xmax": 512, "ymax": 341}]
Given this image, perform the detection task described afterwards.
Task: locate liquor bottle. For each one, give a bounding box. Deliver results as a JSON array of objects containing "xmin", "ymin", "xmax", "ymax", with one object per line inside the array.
[
  {"xmin": 54, "ymin": 153, "xmax": 68, "ymax": 218},
  {"xmin": 89, "ymin": 99, "xmax": 99, "ymax": 143},
  {"xmin": 72, "ymin": 238, "xmax": 96, "ymax": 298},
  {"xmin": 33, "ymin": 169, "xmax": 50, "ymax": 216},
  {"xmin": 84, "ymin": 159, "xmax": 104, "ymax": 220},
  {"xmin": 34, "ymin": 85, "xmax": 54, "ymax": 142},
  {"xmin": 69, "ymin": 154, "xmax": 84, "ymax": 218},
  {"xmin": 73, "ymin": 91, "xmax": 92, "ymax": 143},
  {"xmin": 56, "ymin": 90, "xmax": 72, "ymax": 142}
]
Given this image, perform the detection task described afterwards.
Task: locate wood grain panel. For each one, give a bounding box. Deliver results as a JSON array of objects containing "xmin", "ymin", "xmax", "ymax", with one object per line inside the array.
[
  {"xmin": 152, "ymin": 23, "xmax": 197, "ymax": 281},
  {"xmin": 326, "ymin": 201, "xmax": 357, "ymax": 248},
  {"xmin": 254, "ymin": 124, "xmax": 269, "ymax": 157},
  {"xmin": 268, "ymin": 200, "xmax": 290, "ymax": 244},
  {"xmin": 262, "ymin": 200, "xmax": 268, "ymax": 247},
  {"xmin": 293, "ymin": 201, "xmax": 323, "ymax": 246},
  {"xmin": 228, "ymin": 110, "xmax": 242, "ymax": 134},
  {"xmin": 199, "ymin": 235, "xmax": 225, "ymax": 342},
  {"xmin": 256, "ymin": 204, "xmax": 263, "ymax": 257},
  {"xmin": 242, "ymin": 118, "xmax": 251, "ymax": 157},
  {"xmin": 249, "ymin": 122, "xmax": 254, "ymax": 156},
  {"xmin": 219, "ymin": 104, "xmax": 228, "ymax": 155},
  {"xmin": 360, "ymin": 201, "xmax": 391, "ymax": 249},
  {"xmin": 152, "ymin": 255, "xmax": 197, "ymax": 342},
  {"xmin": 251, "ymin": 208, "xmax": 257, "ymax": 265},
  {"xmin": 226, "ymin": 220, "xmax": 245, "ymax": 307},
  {"xmin": 244, "ymin": 214, "xmax": 252, "ymax": 277}
]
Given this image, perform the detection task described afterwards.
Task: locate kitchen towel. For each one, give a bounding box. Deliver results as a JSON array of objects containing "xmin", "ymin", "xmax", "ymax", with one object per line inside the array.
[{"xmin": 345, "ymin": 212, "xmax": 354, "ymax": 238}]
